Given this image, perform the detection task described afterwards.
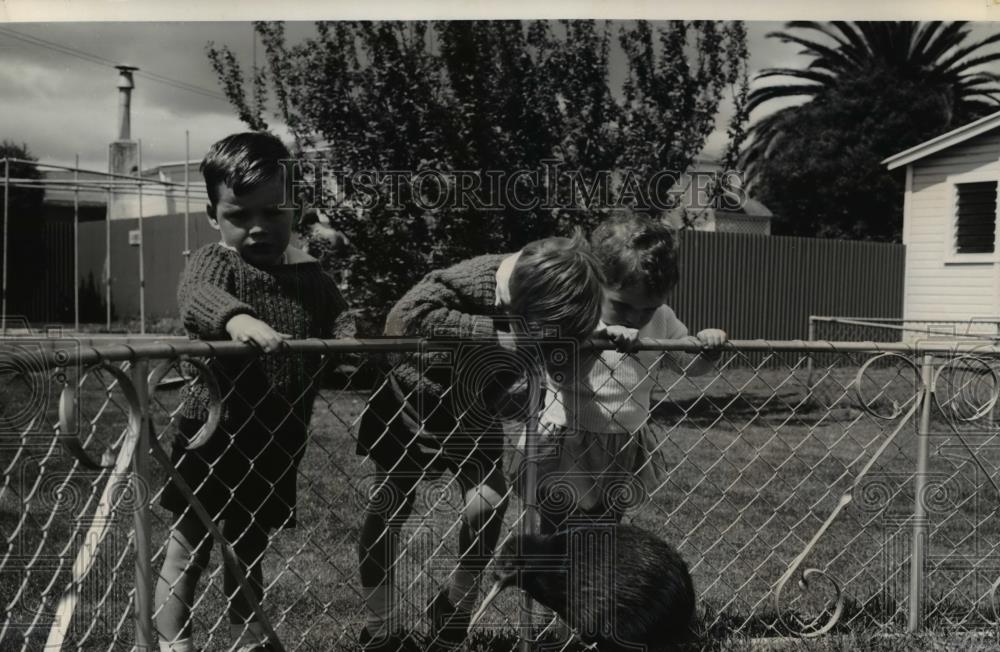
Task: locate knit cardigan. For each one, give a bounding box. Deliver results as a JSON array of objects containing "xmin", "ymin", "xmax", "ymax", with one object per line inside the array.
[
  {"xmin": 178, "ymin": 242, "xmax": 349, "ymax": 425},
  {"xmin": 383, "ymin": 253, "xmax": 519, "ymax": 411}
]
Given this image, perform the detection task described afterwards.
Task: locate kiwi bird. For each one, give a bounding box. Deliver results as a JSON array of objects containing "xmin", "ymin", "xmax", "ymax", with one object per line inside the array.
[{"xmin": 468, "ymin": 524, "xmax": 696, "ymax": 652}]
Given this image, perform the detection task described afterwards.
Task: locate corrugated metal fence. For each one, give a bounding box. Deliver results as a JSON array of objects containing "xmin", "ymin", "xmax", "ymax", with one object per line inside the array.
[
  {"xmin": 672, "ymin": 231, "xmax": 905, "ymax": 339},
  {"xmin": 36, "ymin": 221, "xmax": 905, "ymax": 339}
]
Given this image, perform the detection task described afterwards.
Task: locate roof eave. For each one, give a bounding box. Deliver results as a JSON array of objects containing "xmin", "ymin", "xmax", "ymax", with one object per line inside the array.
[{"xmin": 882, "ymin": 110, "xmax": 1000, "ymax": 171}]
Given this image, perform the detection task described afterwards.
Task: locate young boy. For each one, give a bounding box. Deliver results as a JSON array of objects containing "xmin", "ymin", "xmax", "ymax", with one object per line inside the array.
[
  {"xmin": 155, "ymin": 132, "xmax": 349, "ymax": 652},
  {"xmin": 355, "ymin": 232, "xmax": 605, "ymax": 651}
]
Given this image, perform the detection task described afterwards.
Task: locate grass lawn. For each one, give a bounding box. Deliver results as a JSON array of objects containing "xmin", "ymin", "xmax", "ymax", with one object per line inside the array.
[{"xmin": 2, "ymin": 351, "xmax": 1000, "ymax": 650}]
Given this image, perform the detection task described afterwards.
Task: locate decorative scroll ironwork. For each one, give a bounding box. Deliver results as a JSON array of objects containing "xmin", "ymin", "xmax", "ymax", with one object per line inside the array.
[
  {"xmin": 47, "ymin": 362, "xmax": 143, "ymax": 648},
  {"xmin": 773, "ymin": 353, "xmax": 923, "ymax": 637}
]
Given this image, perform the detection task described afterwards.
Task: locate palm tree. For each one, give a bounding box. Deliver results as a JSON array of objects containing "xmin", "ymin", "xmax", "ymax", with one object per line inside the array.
[{"xmin": 744, "ymin": 21, "xmax": 1000, "ymax": 177}]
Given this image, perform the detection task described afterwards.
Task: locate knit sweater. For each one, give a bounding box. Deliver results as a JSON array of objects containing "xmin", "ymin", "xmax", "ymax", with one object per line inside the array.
[
  {"xmin": 178, "ymin": 242, "xmax": 349, "ymax": 425},
  {"xmin": 384, "ymin": 253, "xmax": 520, "ymax": 411}
]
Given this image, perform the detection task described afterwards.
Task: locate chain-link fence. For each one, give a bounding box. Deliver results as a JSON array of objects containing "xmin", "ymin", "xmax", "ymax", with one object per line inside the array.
[
  {"xmin": 810, "ymin": 316, "xmax": 1000, "ymax": 345},
  {"xmin": 2, "ymin": 336, "xmax": 1000, "ymax": 651},
  {"xmin": 806, "ymin": 317, "xmax": 1000, "ymax": 389}
]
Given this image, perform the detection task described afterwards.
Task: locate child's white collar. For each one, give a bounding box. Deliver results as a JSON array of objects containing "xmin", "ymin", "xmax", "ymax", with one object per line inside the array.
[{"xmin": 495, "ymin": 251, "xmax": 521, "ymax": 307}]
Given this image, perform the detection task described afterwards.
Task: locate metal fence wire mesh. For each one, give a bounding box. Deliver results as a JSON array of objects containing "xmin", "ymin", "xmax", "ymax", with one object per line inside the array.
[
  {"xmin": 810, "ymin": 317, "xmax": 1000, "ymax": 346},
  {"xmin": 2, "ymin": 337, "xmax": 1000, "ymax": 651}
]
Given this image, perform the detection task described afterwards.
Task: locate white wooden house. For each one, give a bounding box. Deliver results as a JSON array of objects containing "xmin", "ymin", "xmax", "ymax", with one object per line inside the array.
[{"xmin": 883, "ymin": 110, "xmax": 1000, "ymax": 338}]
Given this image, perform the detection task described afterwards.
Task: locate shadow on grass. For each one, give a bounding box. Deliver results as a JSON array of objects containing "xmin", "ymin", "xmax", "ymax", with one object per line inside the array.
[{"xmin": 648, "ymin": 390, "xmax": 824, "ymax": 427}]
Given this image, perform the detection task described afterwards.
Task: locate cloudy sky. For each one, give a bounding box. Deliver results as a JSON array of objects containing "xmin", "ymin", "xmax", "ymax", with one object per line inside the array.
[{"xmin": 1, "ymin": 20, "xmax": 998, "ymax": 173}]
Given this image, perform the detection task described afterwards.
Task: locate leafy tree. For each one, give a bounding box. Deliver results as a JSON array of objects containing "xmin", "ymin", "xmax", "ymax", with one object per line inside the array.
[
  {"xmin": 619, "ymin": 21, "xmax": 749, "ymax": 219},
  {"xmin": 540, "ymin": 20, "xmax": 623, "ymax": 231},
  {"xmin": 744, "ymin": 21, "xmax": 1000, "ymax": 240},
  {"xmin": 755, "ymin": 68, "xmax": 959, "ymax": 240},
  {"xmin": 207, "ymin": 20, "xmax": 748, "ymax": 328},
  {"xmin": 0, "ymin": 142, "xmax": 45, "ymax": 319}
]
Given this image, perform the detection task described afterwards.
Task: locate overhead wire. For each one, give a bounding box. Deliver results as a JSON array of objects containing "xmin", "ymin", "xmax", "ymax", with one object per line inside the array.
[{"xmin": 0, "ymin": 26, "xmax": 229, "ymax": 102}]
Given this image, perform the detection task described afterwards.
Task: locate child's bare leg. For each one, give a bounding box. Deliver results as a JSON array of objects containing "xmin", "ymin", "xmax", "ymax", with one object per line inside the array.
[
  {"xmin": 358, "ymin": 467, "xmax": 418, "ymax": 638},
  {"xmin": 222, "ymin": 516, "xmax": 268, "ymax": 622},
  {"xmin": 451, "ymin": 461, "xmax": 508, "ymax": 611},
  {"xmin": 222, "ymin": 516, "xmax": 270, "ymax": 647},
  {"xmin": 428, "ymin": 459, "xmax": 508, "ymax": 649},
  {"xmin": 155, "ymin": 512, "xmax": 212, "ymax": 649}
]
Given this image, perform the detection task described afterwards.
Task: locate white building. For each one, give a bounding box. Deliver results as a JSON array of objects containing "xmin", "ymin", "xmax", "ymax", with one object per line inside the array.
[{"xmin": 883, "ymin": 110, "xmax": 1000, "ymax": 338}]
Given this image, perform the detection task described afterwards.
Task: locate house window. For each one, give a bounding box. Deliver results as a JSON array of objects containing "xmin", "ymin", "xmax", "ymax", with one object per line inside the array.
[{"xmin": 955, "ymin": 180, "xmax": 998, "ymax": 254}]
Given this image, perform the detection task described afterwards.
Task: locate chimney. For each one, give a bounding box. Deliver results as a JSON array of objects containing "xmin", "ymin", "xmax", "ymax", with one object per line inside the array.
[
  {"xmin": 116, "ymin": 65, "xmax": 138, "ymax": 141},
  {"xmin": 109, "ymin": 66, "xmax": 140, "ymax": 219}
]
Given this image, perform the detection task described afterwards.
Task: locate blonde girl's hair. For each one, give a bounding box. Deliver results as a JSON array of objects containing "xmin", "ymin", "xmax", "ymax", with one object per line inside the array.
[{"xmin": 590, "ymin": 210, "xmax": 680, "ymax": 296}]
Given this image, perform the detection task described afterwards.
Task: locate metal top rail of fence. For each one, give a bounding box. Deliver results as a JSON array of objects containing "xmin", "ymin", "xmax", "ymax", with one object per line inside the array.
[
  {"xmin": 11, "ymin": 336, "xmax": 1000, "ymax": 368},
  {"xmin": 811, "ymin": 317, "xmax": 1000, "ymax": 324},
  {"xmin": 3, "ymin": 336, "xmax": 1000, "ymax": 651},
  {"xmin": 810, "ymin": 316, "xmax": 1000, "ymax": 341}
]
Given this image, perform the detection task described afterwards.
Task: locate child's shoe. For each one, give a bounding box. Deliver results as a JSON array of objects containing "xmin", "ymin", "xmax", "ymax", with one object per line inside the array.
[
  {"xmin": 229, "ymin": 621, "xmax": 277, "ymax": 652},
  {"xmin": 426, "ymin": 587, "xmax": 470, "ymax": 651},
  {"xmin": 158, "ymin": 637, "xmax": 199, "ymax": 652}
]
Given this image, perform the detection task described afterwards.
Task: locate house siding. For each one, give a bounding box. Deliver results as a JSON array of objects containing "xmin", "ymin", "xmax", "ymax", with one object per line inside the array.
[{"xmin": 904, "ymin": 128, "xmax": 1000, "ymax": 330}]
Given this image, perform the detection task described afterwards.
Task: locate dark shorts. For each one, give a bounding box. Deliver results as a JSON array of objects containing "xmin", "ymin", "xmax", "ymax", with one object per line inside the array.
[
  {"xmin": 355, "ymin": 374, "xmax": 506, "ymax": 480},
  {"xmin": 159, "ymin": 414, "xmax": 306, "ymax": 530}
]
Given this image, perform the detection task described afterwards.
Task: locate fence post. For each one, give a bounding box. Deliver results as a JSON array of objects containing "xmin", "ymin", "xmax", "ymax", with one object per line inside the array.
[
  {"xmin": 806, "ymin": 317, "xmax": 816, "ymax": 388},
  {"xmin": 131, "ymin": 358, "xmax": 155, "ymax": 649},
  {"xmin": 908, "ymin": 353, "xmax": 934, "ymax": 633},
  {"xmin": 74, "ymin": 154, "xmax": 80, "ymax": 332},
  {"xmin": 2, "ymin": 156, "xmax": 8, "ymax": 335},
  {"xmin": 106, "ymin": 145, "xmax": 113, "ymax": 331},
  {"xmin": 184, "ymin": 131, "xmax": 191, "ymax": 266},
  {"xmin": 137, "ymin": 140, "xmax": 145, "ymax": 335},
  {"xmin": 519, "ymin": 363, "xmax": 542, "ymax": 652}
]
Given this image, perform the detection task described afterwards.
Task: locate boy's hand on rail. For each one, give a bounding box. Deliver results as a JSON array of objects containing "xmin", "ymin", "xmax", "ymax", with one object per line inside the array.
[
  {"xmin": 226, "ymin": 314, "xmax": 289, "ymax": 353},
  {"xmin": 598, "ymin": 324, "xmax": 641, "ymax": 354},
  {"xmin": 695, "ymin": 328, "xmax": 727, "ymax": 360}
]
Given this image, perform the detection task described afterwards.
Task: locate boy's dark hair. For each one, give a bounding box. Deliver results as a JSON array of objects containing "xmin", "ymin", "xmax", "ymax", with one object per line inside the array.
[
  {"xmin": 201, "ymin": 131, "xmax": 291, "ymax": 205},
  {"xmin": 590, "ymin": 210, "xmax": 680, "ymax": 297},
  {"xmin": 509, "ymin": 231, "xmax": 605, "ymax": 342}
]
